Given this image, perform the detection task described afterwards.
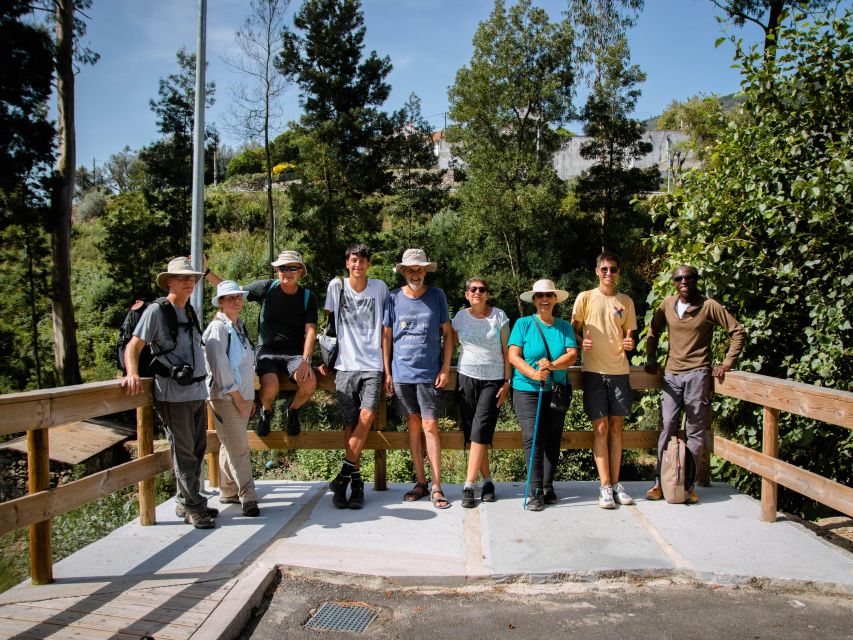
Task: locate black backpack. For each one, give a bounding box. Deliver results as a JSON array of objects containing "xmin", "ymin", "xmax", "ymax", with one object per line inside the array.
[{"xmin": 116, "ymin": 297, "xmax": 202, "ymax": 376}]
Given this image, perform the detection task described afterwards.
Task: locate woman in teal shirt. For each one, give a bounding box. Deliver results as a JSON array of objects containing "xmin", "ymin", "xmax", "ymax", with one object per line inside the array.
[{"xmin": 508, "ymin": 279, "xmax": 578, "ymax": 511}]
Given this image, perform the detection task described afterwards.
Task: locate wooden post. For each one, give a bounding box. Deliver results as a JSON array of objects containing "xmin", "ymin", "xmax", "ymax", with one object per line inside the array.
[
  {"xmin": 373, "ymin": 391, "xmax": 387, "ymax": 491},
  {"xmin": 27, "ymin": 428, "xmax": 52, "ymax": 584},
  {"xmin": 760, "ymin": 406, "xmax": 780, "ymax": 522},
  {"xmin": 206, "ymin": 403, "xmax": 219, "ymax": 488},
  {"xmin": 137, "ymin": 404, "xmax": 156, "ymax": 526}
]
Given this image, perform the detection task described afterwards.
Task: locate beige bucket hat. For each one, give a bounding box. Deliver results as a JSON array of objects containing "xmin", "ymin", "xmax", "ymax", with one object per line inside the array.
[
  {"xmin": 395, "ymin": 248, "xmax": 437, "ymax": 274},
  {"xmin": 156, "ymin": 257, "xmax": 204, "ymax": 291},
  {"xmin": 271, "ymin": 249, "xmax": 307, "ymax": 276}
]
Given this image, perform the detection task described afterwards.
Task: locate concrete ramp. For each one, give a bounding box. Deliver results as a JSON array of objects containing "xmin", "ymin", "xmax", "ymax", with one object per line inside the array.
[{"xmin": 1, "ymin": 481, "xmax": 851, "ymax": 639}]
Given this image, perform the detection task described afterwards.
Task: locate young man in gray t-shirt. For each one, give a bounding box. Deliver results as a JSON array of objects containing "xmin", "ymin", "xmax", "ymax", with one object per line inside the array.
[
  {"xmin": 122, "ymin": 257, "xmax": 216, "ymax": 529},
  {"xmin": 326, "ymin": 244, "xmax": 389, "ymax": 509}
]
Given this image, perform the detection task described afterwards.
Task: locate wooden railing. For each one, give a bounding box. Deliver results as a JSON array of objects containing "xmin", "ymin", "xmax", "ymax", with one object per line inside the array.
[{"xmin": 0, "ymin": 368, "xmax": 850, "ymax": 586}]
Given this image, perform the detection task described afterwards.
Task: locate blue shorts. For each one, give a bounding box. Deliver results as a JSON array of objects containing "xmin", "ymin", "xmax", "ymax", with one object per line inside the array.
[{"xmin": 393, "ymin": 382, "xmax": 444, "ymax": 420}]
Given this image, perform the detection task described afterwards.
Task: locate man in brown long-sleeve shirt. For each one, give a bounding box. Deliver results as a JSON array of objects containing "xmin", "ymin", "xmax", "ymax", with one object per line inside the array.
[{"xmin": 644, "ymin": 265, "xmax": 745, "ymax": 502}]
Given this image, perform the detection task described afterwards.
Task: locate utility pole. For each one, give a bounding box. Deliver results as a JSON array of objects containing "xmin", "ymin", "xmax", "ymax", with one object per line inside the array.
[{"xmin": 190, "ymin": 0, "xmax": 207, "ymax": 314}]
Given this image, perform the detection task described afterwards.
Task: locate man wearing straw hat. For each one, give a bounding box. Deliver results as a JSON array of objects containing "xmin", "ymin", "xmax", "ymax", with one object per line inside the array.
[
  {"xmin": 383, "ymin": 249, "xmax": 454, "ymax": 509},
  {"xmin": 210, "ymin": 250, "xmax": 319, "ymax": 438},
  {"xmin": 122, "ymin": 257, "xmax": 216, "ymax": 529}
]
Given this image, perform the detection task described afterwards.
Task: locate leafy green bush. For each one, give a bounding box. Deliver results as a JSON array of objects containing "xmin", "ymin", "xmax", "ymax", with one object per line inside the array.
[{"xmin": 644, "ymin": 9, "xmax": 852, "ymax": 518}]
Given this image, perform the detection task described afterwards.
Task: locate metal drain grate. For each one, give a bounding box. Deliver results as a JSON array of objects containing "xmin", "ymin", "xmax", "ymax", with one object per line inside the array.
[{"xmin": 305, "ymin": 601, "xmax": 378, "ymax": 633}]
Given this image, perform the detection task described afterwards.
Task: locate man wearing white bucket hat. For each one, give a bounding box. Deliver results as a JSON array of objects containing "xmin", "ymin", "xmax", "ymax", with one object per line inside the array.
[
  {"xmin": 383, "ymin": 249, "xmax": 454, "ymax": 509},
  {"xmin": 122, "ymin": 257, "xmax": 215, "ymax": 529}
]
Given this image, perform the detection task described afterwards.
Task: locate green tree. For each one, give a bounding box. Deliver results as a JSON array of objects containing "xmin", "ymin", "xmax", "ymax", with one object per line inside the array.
[
  {"xmin": 447, "ymin": 0, "xmax": 574, "ymax": 315},
  {"xmin": 276, "ymin": 0, "xmax": 396, "ymax": 283},
  {"xmin": 710, "ymin": 0, "xmax": 831, "ymax": 57},
  {"xmin": 0, "ymin": 0, "xmax": 56, "ymax": 391},
  {"xmin": 575, "ymin": 38, "xmax": 659, "ymax": 250},
  {"xmin": 645, "ymin": 8, "xmax": 852, "ymax": 517}
]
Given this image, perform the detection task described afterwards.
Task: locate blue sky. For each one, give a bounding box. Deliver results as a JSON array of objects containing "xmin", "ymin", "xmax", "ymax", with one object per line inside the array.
[{"xmin": 72, "ymin": 0, "xmax": 768, "ymax": 166}]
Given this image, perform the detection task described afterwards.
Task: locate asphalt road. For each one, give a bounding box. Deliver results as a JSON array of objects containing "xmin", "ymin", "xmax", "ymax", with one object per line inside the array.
[{"xmin": 240, "ymin": 571, "xmax": 853, "ymax": 640}]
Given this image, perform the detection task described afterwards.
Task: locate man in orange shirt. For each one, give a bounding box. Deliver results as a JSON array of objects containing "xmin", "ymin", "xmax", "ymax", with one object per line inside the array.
[{"xmin": 571, "ymin": 252, "xmax": 637, "ymax": 510}]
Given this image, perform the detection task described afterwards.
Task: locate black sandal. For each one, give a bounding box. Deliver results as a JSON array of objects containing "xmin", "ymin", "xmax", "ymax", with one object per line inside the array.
[{"xmin": 403, "ymin": 482, "xmax": 429, "ymax": 502}]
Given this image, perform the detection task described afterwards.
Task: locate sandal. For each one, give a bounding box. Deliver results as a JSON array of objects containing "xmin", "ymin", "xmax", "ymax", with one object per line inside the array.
[
  {"xmin": 430, "ymin": 488, "xmax": 451, "ymax": 510},
  {"xmin": 403, "ymin": 482, "xmax": 429, "ymax": 502}
]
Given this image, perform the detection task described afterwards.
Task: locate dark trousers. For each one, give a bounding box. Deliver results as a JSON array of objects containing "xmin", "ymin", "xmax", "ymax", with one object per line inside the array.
[
  {"xmin": 457, "ymin": 373, "xmax": 502, "ymax": 445},
  {"xmin": 658, "ymin": 370, "xmax": 712, "ymax": 483},
  {"xmin": 513, "ymin": 388, "xmax": 567, "ymax": 492},
  {"xmin": 156, "ymin": 399, "xmax": 209, "ymax": 515}
]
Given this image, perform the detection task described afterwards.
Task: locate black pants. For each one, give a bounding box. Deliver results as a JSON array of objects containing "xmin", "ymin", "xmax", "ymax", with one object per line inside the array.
[
  {"xmin": 513, "ymin": 388, "xmax": 568, "ymax": 492},
  {"xmin": 457, "ymin": 373, "xmax": 502, "ymax": 445}
]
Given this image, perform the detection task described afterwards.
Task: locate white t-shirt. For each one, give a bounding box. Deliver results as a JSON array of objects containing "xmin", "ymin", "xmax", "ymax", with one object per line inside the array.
[
  {"xmin": 676, "ymin": 299, "xmax": 690, "ymax": 319},
  {"xmin": 452, "ymin": 307, "xmax": 509, "ymax": 381},
  {"xmin": 324, "ymin": 277, "xmax": 389, "ymax": 372}
]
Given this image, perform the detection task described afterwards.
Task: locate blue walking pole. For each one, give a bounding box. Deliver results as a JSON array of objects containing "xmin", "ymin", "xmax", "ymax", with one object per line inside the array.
[{"xmin": 522, "ymin": 379, "xmax": 546, "ymax": 510}]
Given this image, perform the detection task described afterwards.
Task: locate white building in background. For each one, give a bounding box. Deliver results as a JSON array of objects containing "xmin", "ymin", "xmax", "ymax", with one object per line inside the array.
[{"xmin": 432, "ymin": 129, "xmax": 698, "ymax": 180}]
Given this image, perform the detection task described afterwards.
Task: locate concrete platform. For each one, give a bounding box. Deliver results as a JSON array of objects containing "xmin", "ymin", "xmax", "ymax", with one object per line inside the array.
[{"xmin": 1, "ymin": 481, "xmax": 851, "ymax": 639}]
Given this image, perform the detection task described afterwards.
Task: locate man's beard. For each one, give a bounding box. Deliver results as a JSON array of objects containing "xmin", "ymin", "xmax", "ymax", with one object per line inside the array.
[{"xmin": 406, "ymin": 279, "xmax": 423, "ymax": 292}]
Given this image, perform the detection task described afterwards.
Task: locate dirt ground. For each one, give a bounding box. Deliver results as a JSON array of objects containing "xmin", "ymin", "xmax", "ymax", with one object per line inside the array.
[{"xmin": 240, "ymin": 570, "xmax": 853, "ymax": 640}]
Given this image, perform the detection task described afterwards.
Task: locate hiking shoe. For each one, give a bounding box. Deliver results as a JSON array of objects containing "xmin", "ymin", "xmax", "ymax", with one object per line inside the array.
[
  {"xmin": 613, "ymin": 483, "xmax": 635, "ymax": 505},
  {"xmin": 543, "ymin": 486, "xmax": 558, "ymax": 505},
  {"xmin": 242, "ymin": 501, "xmax": 260, "ymax": 517},
  {"xmin": 598, "ymin": 484, "xmax": 616, "ymax": 509},
  {"xmin": 461, "ymin": 487, "xmax": 476, "ymax": 508},
  {"xmin": 687, "ymin": 489, "xmax": 699, "ymax": 504},
  {"xmin": 329, "ymin": 475, "xmax": 350, "ymax": 509},
  {"xmin": 285, "ymin": 405, "xmax": 301, "ymax": 437},
  {"xmin": 219, "ymin": 495, "xmax": 240, "ymax": 504},
  {"xmin": 256, "ymin": 408, "xmax": 272, "ymax": 437},
  {"xmin": 526, "ymin": 495, "xmax": 544, "ymax": 511},
  {"xmin": 480, "ymin": 481, "xmax": 496, "ymax": 503},
  {"xmin": 184, "ymin": 512, "xmax": 216, "ymax": 529},
  {"xmin": 175, "ymin": 504, "xmax": 219, "ymax": 519},
  {"xmin": 348, "ymin": 479, "xmax": 365, "ymax": 510},
  {"xmin": 646, "ymin": 484, "xmax": 663, "ymax": 501}
]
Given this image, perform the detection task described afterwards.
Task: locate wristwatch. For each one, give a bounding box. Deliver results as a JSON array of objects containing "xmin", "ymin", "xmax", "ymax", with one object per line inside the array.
[{"xmin": 301, "ymin": 356, "xmax": 311, "ymax": 364}]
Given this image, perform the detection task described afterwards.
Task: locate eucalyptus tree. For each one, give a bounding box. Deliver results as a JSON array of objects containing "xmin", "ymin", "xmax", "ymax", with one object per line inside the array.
[
  {"xmin": 447, "ymin": 0, "xmax": 574, "ymax": 314},
  {"xmin": 0, "ymin": 0, "xmax": 56, "ymax": 390},
  {"xmin": 225, "ymin": 0, "xmax": 292, "ymax": 267}
]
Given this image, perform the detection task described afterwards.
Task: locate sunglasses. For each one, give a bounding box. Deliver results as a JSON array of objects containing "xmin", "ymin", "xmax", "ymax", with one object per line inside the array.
[
  {"xmin": 277, "ymin": 266, "xmax": 301, "ymax": 273},
  {"xmin": 674, "ymin": 275, "xmax": 697, "ymax": 282},
  {"xmin": 599, "ymin": 267, "xmax": 619, "ymax": 274},
  {"xmin": 534, "ymin": 292, "xmax": 556, "ymax": 299},
  {"xmin": 219, "ymin": 294, "xmax": 243, "ymax": 302},
  {"xmin": 468, "ymin": 286, "xmax": 488, "ymax": 293}
]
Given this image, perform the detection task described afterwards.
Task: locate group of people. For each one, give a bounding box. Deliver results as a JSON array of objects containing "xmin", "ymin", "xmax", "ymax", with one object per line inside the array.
[{"xmin": 121, "ymin": 245, "xmax": 744, "ymax": 529}]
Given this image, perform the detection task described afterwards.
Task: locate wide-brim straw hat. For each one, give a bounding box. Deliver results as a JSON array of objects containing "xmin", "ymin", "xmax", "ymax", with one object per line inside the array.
[
  {"xmin": 211, "ymin": 280, "xmax": 249, "ymax": 308},
  {"xmin": 270, "ymin": 249, "xmax": 307, "ymax": 276},
  {"xmin": 519, "ymin": 279, "xmax": 569, "ymax": 304},
  {"xmin": 156, "ymin": 257, "xmax": 204, "ymax": 291},
  {"xmin": 395, "ymin": 248, "xmax": 437, "ymax": 274}
]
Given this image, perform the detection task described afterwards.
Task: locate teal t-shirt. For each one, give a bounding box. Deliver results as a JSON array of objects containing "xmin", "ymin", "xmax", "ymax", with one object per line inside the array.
[{"xmin": 508, "ymin": 316, "xmax": 577, "ymax": 392}]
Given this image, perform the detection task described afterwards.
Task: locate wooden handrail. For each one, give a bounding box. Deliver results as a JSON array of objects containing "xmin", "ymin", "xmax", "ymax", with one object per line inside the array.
[{"xmin": 715, "ymin": 370, "xmax": 853, "ymax": 429}]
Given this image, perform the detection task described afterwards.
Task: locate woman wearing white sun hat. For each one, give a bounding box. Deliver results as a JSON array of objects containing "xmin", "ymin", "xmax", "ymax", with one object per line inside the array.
[
  {"xmin": 203, "ymin": 280, "xmax": 260, "ymax": 518},
  {"xmin": 507, "ymin": 279, "xmax": 578, "ymax": 511}
]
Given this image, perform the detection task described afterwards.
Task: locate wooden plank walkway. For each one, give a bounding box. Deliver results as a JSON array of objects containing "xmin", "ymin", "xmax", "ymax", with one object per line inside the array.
[{"xmin": 0, "ymin": 421, "xmax": 135, "ymax": 465}]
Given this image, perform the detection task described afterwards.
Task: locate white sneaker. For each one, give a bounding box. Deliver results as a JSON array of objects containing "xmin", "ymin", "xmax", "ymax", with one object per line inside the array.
[
  {"xmin": 598, "ymin": 484, "xmax": 616, "ymax": 509},
  {"xmin": 613, "ymin": 483, "xmax": 634, "ymax": 505}
]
